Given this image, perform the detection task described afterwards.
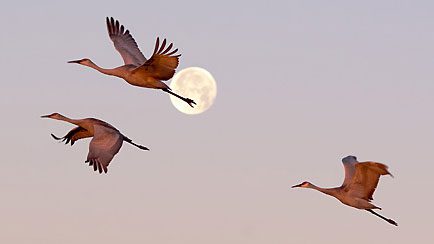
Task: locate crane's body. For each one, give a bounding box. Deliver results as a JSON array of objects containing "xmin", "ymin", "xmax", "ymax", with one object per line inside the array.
[
  {"xmin": 302, "ymin": 184, "xmax": 379, "ymax": 210},
  {"xmin": 68, "ymin": 17, "xmax": 195, "ymax": 107},
  {"xmin": 71, "ymin": 59, "xmax": 170, "ymax": 90},
  {"xmin": 41, "ymin": 113, "xmax": 149, "ymax": 174},
  {"xmin": 292, "ymin": 155, "xmax": 397, "ymax": 226}
]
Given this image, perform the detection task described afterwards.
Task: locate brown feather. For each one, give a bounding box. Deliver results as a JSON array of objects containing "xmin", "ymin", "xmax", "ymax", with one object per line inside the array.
[
  {"xmin": 54, "ymin": 127, "xmax": 92, "ymax": 146},
  {"xmin": 131, "ymin": 37, "xmax": 180, "ymax": 81},
  {"xmin": 346, "ymin": 162, "xmax": 392, "ymax": 201}
]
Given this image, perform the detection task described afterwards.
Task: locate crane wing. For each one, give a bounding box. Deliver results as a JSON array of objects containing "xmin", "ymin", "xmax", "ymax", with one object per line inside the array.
[
  {"xmin": 106, "ymin": 17, "xmax": 147, "ymax": 66},
  {"xmin": 341, "ymin": 156, "xmax": 358, "ymax": 187},
  {"xmin": 86, "ymin": 124, "xmax": 123, "ymax": 174},
  {"xmin": 131, "ymin": 37, "xmax": 180, "ymax": 81},
  {"xmin": 51, "ymin": 126, "xmax": 92, "ymax": 146},
  {"xmin": 345, "ymin": 161, "xmax": 392, "ymax": 201}
]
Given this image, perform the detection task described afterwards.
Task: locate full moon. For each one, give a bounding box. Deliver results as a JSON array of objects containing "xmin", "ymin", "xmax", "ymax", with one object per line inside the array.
[{"xmin": 169, "ymin": 67, "xmax": 217, "ymax": 115}]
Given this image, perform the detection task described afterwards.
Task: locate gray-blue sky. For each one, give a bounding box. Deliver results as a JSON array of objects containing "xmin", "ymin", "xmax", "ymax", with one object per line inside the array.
[{"xmin": 1, "ymin": 0, "xmax": 433, "ymax": 243}]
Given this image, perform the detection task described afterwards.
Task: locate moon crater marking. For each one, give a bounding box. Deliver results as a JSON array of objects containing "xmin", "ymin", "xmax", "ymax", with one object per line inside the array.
[{"xmin": 169, "ymin": 67, "xmax": 217, "ymax": 115}]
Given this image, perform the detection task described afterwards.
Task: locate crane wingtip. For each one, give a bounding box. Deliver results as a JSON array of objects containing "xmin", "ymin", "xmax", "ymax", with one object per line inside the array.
[{"xmin": 50, "ymin": 133, "xmax": 62, "ymax": 140}]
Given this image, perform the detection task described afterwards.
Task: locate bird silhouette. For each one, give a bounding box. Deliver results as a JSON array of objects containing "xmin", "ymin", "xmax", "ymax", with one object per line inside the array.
[
  {"xmin": 41, "ymin": 113, "xmax": 149, "ymax": 174},
  {"xmin": 68, "ymin": 17, "xmax": 196, "ymax": 107},
  {"xmin": 292, "ymin": 155, "xmax": 397, "ymax": 226}
]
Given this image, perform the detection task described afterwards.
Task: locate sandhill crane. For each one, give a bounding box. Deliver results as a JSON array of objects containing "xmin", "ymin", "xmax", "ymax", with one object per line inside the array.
[
  {"xmin": 68, "ymin": 17, "xmax": 196, "ymax": 108},
  {"xmin": 292, "ymin": 155, "xmax": 397, "ymax": 226},
  {"xmin": 41, "ymin": 113, "xmax": 149, "ymax": 174}
]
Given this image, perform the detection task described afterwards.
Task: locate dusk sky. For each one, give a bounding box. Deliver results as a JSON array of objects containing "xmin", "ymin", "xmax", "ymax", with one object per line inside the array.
[{"xmin": 1, "ymin": 1, "xmax": 433, "ymax": 243}]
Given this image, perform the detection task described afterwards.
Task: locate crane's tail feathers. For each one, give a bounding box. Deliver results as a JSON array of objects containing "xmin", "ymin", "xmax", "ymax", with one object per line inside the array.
[
  {"xmin": 123, "ymin": 137, "xmax": 150, "ymax": 151},
  {"xmin": 366, "ymin": 209, "xmax": 398, "ymax": 226},
  {"xmin": 162, "ymin": 88, "xmax": 196, "ymax": 108}
]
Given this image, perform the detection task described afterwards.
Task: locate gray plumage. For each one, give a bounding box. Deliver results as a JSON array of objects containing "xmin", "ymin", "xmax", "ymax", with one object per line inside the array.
[
  {"xmin": 42, "ymin": 113, "xmax": 149, "ymax": 174},
  {"xmin": 67, "ymin": 17, "xmax": 196, "ymax": 107},
  {"xmin": 292, "ymin": 155, "xmax": 397, "ymax": 226}
]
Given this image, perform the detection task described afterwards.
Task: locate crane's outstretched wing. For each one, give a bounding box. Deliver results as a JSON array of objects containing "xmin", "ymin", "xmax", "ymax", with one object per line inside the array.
[
  {"xmin": 51, "ymin": 126, "xmax": 92, "ymax": 146},
  {"xmin": 344, "ymin": 161, "xmax": 392, "ymax": 201},
  {"xmin": 106, "ymin": 17, "xmax": 146, "ymax": 66},
  {"xmin": 131, "ymin": 37, "xmax": 180, "ymax": 81},
  {"xmin": 341, "ymin": 156, "xmax": 358, "ymax": 187},
  {"xmin": 86, "ymin": 124, "xmax": 123, "ymax": 174}
]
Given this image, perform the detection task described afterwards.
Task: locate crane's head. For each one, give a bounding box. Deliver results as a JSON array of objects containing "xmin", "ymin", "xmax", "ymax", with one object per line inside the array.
[
  {"xmin": 291, "ymin": 181, "xmax": 312, "ymax": 188},
  {"xmin": 41, "ymin": 112, "xmax": 63, "ymax": 120},
  {"xmin": 68, "ymin": 58, "xmax": 92, "ymax": 66},
  {"xmin": 342, "ymin": 155, "xmax": 358, "ymax": 163}
]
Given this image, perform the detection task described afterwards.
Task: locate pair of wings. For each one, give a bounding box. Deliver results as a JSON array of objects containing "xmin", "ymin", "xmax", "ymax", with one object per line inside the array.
[
  {"xmin": 53, "ymin": 123, "xmax": 123, "ymax": 174},
  {"xmin": 341, "ymin": 159, "xmax": 392, "ymax": 201},
  {"xmin": 106, "ymin": 17, "xmax": 180, "ymax": 81}
]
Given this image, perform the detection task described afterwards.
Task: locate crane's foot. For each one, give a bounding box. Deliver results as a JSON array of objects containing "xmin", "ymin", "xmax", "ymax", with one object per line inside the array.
[
  {"xmin": 185, "ymin": 98, "xmax": 196, "ymax": 108},
  {"xmin": 387, "ymin": 219, "xmax": 398, "ymax": 226}
]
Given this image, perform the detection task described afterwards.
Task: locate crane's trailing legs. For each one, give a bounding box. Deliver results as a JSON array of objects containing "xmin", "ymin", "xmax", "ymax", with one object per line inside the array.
[
  {"xmin": 67, "ymin": 17, "xmax": 193, "ymax": 109},
  {"xmin": 123, "ymin": 136, "xmax": 150, "ymax": 151},
  {"xmin": 292, "ymin": 156, "xmax": 397, "ymax": 226},
  {"xmin": 366, "ymin": 209, "xmax": 398, "ymax": 226},
  {"xmin": 162, "ymin": 88, "xmax": 196, "ymax": 108},
  {"xmin": 41, "ymin": 112, "xmax": 150, "ymax": 174}
]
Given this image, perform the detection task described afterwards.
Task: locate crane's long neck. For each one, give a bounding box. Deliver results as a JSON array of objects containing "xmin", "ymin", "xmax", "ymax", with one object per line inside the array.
[
  {"xmin": 85, "ymin": 60, "xmax": 119, "ymax": 76},
  {"xmin": 54, "ymin": 114, "xmax": 82, "ymax": 126},
  {"xmin": 308, "ymin": 183, "xmax": 339, "ymax": 198}
]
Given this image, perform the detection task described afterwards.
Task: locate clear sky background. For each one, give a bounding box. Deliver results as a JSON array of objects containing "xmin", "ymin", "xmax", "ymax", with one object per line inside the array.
[{"xmin": 1, "ymin": 0, "xmax": 433, "ymax": 243}]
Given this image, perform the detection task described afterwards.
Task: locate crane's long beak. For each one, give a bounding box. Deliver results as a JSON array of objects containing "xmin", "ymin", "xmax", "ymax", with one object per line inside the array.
[
  {"xmin": 291, "ymin": 183, "xmax": 303, "ymax": 188},
  {"xmin": 40, "ymin": 114, "xmax": 50, "ymax": 118},
  {"xmin": 67, "ymin": 60, "xmax": 81, "ymax": 64}
]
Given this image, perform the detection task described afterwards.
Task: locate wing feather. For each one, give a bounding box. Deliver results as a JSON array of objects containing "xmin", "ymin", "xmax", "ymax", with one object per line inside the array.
[
  {"xmin": 51, "ymin": 127, "xmax": 92, "ymax": 146},
  {"xmin": 161, "ymin": 43, "xmax": 173, "ymax": 55},
  {"xmin": 106, "ymin": 17, "xmax": 146, "ymax": 66},
  {"xmin": 341, "ymin": 156, "xmax": 358, "ymax": 187},
  {"xmin": 131, "ymin": 37, "xmax": 181, "ymax": 81},
  {"xmin": 86, "ymin": 124, "xmax": 123, "ymax": 174},
  {"xmin": 344, "ymin": 161, "xmax": 392, "ymax": 201}
]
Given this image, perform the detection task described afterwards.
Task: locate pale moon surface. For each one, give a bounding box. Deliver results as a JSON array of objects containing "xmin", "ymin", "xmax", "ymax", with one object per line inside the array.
[{"xmin": 169, "ymin": 67, "xmax": 217, "ymax": 115}]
